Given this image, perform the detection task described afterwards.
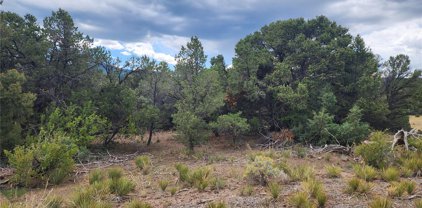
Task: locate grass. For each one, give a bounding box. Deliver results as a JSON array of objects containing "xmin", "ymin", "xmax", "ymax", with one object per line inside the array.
[
  {"xmin": 368, "ymin": 197, "xmax": 392, "ymax": 208},
  {"xmin": 124, "ymin": 200, "xmax": 153, "ymax": 208},
  {"xmin": 353, "ymin": 165, "xmax": 378, "ymax": 181},
  {"xmin": 70, "ymin": 186, "xmax": 111, "ymax": 208},
  {"xmin": 109, "ymin": 178, "xmax": 135, "ymax": 196},
  {"xmin": 158, "ymin": 179, "xmax": 169, "ymax": 191},
  {"xmin": 288, "ymin": 165, "xmax": 315, "ymax": 182},
  {"xmin": 175, "ymin": 163, "xmax": 190, "ymax": 182},
  {"xmin": 0, "ymin": 187, "xmax": 27, "ymax": 200},
  {"xmin": 381, "ymin": 167, "xmax": 400, "ymax": 182},
  {"xmin": 169, "ymin": 187, "xmax": 178, "ymax": 196},
  {"xmin": 267, "ymin": 181, "xmax": 281, "ymax": 200},
  {"xmin": 107, "ymin": 167, "xmax": 123, "ymax": 180},
  {"xmin": 289, "ymin": 191, "xmax": 313, "ymax": 208},
  {"xmin": 415, "ymin": 199, "xmax": 422, "ymax": 208},
  {"xmin": 135, "ymin": 155, "xmax": 151, "ymax": 175},
  {"xmin": 346, "ymin": 177, "xmax": 371, "ymax": 195},
  {"xmin": 240, "ymin": 185, "xmax": 254, "ymax": 196},
  {"xmin": 209, "ymin": 177, "xmax": 226, "ymax": 191},
  {"xmin": 206, "ymin": 201, "xmax": 227, "ymax": 208},
  {"xmin": 325, "ymin": 165, "xmax": 342, "ymax": 178},
  {"xmin": 89, "ymin": 169, "xmax": 105, "ymax": 184},
  {"xmin": 388, "ymin": 180, "xmax": 416, "ymax": 197},
  {"xmin": 410, "ymin": 115, "xmax": 422, "ymax": 130},
  {"xmin": 45, "ymin": 195, "xmax": 64, "ymax": 208}
]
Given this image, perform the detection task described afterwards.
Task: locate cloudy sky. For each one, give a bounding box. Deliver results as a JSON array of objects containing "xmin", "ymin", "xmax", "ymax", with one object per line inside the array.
[{"xmin": 3, "ymin": 0, "xmax": 422, "ymax": 68}]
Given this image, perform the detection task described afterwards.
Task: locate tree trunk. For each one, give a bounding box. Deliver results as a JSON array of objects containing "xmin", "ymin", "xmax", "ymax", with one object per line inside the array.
[
  {"xmin": 189, "ymin": 138, "xmax": 195, "ymax": 152},
  {"xmin": 147, "ymin": 122, "xmax": 154, "ymax": 146},
  {"xmin": 104, "ymin": 129, "xmax": 119, "ymax": 146}
]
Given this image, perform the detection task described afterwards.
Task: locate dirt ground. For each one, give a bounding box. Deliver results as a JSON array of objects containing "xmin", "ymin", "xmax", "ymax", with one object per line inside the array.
[
  {"xmin": 410, "ymin": 116, "xmax": 422, "ymax": 130},
  {"xmin": 1, "ymin": 132, "xmax": 421, "ymax": 208}
]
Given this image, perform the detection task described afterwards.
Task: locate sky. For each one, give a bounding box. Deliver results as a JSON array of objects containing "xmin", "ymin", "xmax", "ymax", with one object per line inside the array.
[{"xmin": 3, "ymin": 0, "xmax": 422, "ymax": 68}]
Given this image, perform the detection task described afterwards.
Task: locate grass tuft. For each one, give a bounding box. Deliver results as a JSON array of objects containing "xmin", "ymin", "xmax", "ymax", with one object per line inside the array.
[
  {"xmin": 158, "ymin": 180, "xmax": 169, "ymax": 191},
  {"xmin": 346, "ymin": 177, "xmax": 371, "ymax": 195},
  {"xmin": 368, "ymin": 197, "xmax": 392, "ymax": 208},
  {"xmin": 124, "ymin": 200, "xmax": 153, "ymax": 208},
  {"xmin": 267, "ymin": 181, "xmax": 281, "ymax": 200},
  {"xmin": 381, "ymin": 167, "xmax": 400, "ymax": 182},
  {"xmin": 353, "ymin": 165, "xmax": 377, "ymax": 181},
  {"xmin": 325, "ymin": 165, "xmax": 342, "ymax": 178}
]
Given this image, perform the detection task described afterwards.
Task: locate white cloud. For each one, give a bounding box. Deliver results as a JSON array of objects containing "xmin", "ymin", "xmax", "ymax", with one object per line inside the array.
[
  {"xmin": 124, "ymin": 41, "xmax": 176, "ymax": 65},
  {"xmin": 93, "ymin": 39, "xmax": 125, "ymax": 50},
  {"xmin": 120, "ymin": 51, "xmax": 131, "ymax": 56}
]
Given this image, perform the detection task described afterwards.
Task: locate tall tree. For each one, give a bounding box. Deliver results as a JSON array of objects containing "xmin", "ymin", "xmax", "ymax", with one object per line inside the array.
[
  {"xmin": 382, "ymin": 54, "xmax": 421, "ymax": 130},
  {"xmin": 172, "ymin": 37, "xmax": 225, "ymax": 151}
]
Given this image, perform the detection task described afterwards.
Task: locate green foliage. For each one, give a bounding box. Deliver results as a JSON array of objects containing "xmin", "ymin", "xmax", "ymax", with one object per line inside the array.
[
  {"xmin": 325, "ymin": 165, "xmax": 342, "ymax": 178},
  {"xmin": 353, "ymin": 165, "xmax": 378, "ymax": 181},
  {"xmin": 158, "ymin": 180, "xmax": 169, "ymax": 191},
  {"xmin": 89, "ymin": 169, "xmax": 105, "ymax": 185},
  {"xmin": 381, "ymin": 167, "xmax": 400, "ymax": 182},
  {"xmin": 267, "ymin": 181, "xmax": 281, "ymax": 200},
  {"xmin": 0, "ymin": 187, "xmax": 27, "ymax": 200},
  {"xmin": 402, "ymin": 152, "xmax": 422, "ymax": 176},
  {"xmin": 124, "ymin": 200, "xmax": 153, "ymax": 208},
  {"xmin": 287, "ymin": 165, "xmax": 315, "ymax": 182},
  {"xmin": 355, "ymin": 131, "xmax": 392, "ymax": 168},
  {"xmin": 109, "ymin": 178, "xmax": 135, "ymax": 196},
  {"xmin": 189, "ymin": 166, "xmax": 212, "ymax": 191},
  {"xmin": 0, "ymin": 69, "xmax": 36, "ymax": 154},
  {"xmin": 210, "ymin": 112, "xmax": 250, "ymax": 144},
  {"xmin": 415, "ymin": 199, "xmax": 422, "ymax": 208},
  {"xmin": 107, "ymin": 168, "xmax": 123, "ymax": 180},
  {"xmin": 244, "ymin": 155, "xmax": 283, "ymax": 185},
  {"xmin": 175, "ymin": 163, "xmax": 190, "ymax": 182},
  {"xmin": 5, "ymin": 133, "xmax": 77, "ymax": 187},
  {"xmin": 240, "ymin": 185, "xmax": 254, "ymax": 196},
  {"xmin": 289, "ymin": 191, "xmax": 313, "ymax": 208},
  {"xmin": 209, "ymin": 177, "xmax": 226, "ymax": 191},
  {"xmin": 346, "ymin": 177, "xmax": 371, "ymax": 195},
  {"xmin": 206, "ymin": 201, "xmax": 227, "ymax": 208},
  {"xmin": 44, "ymin": 195, "xmax": 64, "ymax": 208},
  {"xmin": 388, "ymin": 180, "xmax": 416, "ymax": 197},
  {"xmin": 70, "ymin": 184, "xmax": 111, "ymax": 208},
  {"xmin": 169, "ymin": 187, "xmax": 178, "ymax": 196},
  {"xmin": 368, "ymin": 197, "xmax": 392, "ymax": 208},
  {"xmin": 135, "ymin": 155, "xmax": 151, "ymax": 174}
]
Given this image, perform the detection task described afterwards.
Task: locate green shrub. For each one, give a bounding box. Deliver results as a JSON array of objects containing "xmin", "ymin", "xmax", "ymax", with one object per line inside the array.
[
  {"xmin": 135, "ymin": 155, "xmax": 151, "ymax": 174},
  {"xmin": 244, "ymin": 155, "xmax": 283, "ymax": 185},
  {"xmin": 89, "ymin": 169, "xmax": 105, "ymax": 185},
  {"xmin": 353, "ymin": 165, "xmax": 378, "ymax": 181},
  {"xmin": 267, "ymin": 182, "xmax": 281, "ymax": 200},
  {"xmin": 109, "ymin": 178, "xmax": 135, "ymax": 196},
  {"xmin": 158, "ymin": 180, "xmax": 169, "ymax": 191},
  {"xmin": 206, "ymin": 201, "xmax": 227, "ymax": 208},
  {"xmin": 0, "ymin": 187, "xmax": 27, "ymax": 200},
  {"xmin": 188, "ymin": 166, "xmax": 212, "ymax": 191},
  {"xmin": 240, "ymin": 185, "xmax": 254, "ymax": 196},
  {"xmin": 175, "ymin": 163, "xmax": 190, "ymax": 182},
  {"xmin": 381, "ymin": 167, "xmax": 400, "ymax": 182},
  {"xmin": 107, "ymin": 167, "xmax": 123, "ymax": 180},
  {"xmin": 354, "ymin": 131, "xmax": 392, "ymax": 168},
  {"xmin": 289, "ymin": 191, "xmax": 313, "ymax": 208},
  {"xmin": 4, "ymin": 135, "xmax": 77, "ymax": 187},
  {"xmin": 346, "ymin": 177, "xmax": 371, "ymax": 195},
  {"xmin": 368, "ymin": 197, "xmax": 392, "ymax": 208},
  {"xmin": 124, "ymin": 200, "xmax": 153, "ymax": 208},
  {"xmin": 325, "ymin": 165, "xmax": 342, "ymax": 178}
]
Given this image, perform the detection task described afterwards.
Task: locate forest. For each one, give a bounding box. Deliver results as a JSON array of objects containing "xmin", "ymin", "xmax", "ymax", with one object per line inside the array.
[{"xmin": 1, "ymin": 9, "xmax": 422, "ymax": 208}]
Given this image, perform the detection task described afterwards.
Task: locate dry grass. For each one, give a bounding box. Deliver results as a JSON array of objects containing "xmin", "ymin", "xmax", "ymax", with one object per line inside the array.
[{"xmin": 410, "ymin": 115, "xmax": 422, "ymax": 130}]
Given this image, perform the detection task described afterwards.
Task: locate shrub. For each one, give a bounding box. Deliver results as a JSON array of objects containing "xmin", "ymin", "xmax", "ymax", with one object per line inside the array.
[
  {"xmin": 353, "ymin": 165, "xmax": 378, "ymax": 181},
  {"xmin": 206, "ymin": 201, "xmax": 227, "ymax": 208},
  {"xmin": 124, "ymin": 200, "xmax": 153, "ymax": 208},
  {"xmin": 368, "ymin": 197, "xmax": 392, "ymax": 208},
  {"xmin": 289, "ymin": 191, "xmax": 313, "ymax": 208},
  {"xmin": 109, "ymin": 178, "xmax": 135, "ymax": 196},
  {"xmin": 240, "ymin": 185, "xmax": 254, "ymax": 196},
  {"xmin": 244, "ymin": 155, "xmax": 284, "ymax": 185},
  {"xmin": 135, "ymin": 155, "xmax": 151, "ymax": 174},
  {"xmin": 267, "ymin": 182, "xmax": 281, "ymax": 200},
  {"xmin": 107, "ymin": 168, "xmax": 123, "ymax": 180},
  {"xmin": 89, "ymin": 169, "xmax": 105, "ymax": 185},
  {"xmin": 415, "ymin": 199, "xmax": 422, "ymax": 208},
  {"xmin": 175, "ymin": 163, "xmax": 190, "ymax": 182},
  {"xmin": 381, "ymin": 167, "xmax": 400, "ymax": 182},
  {"xmin": 189, "ymin": 166, "xmax": 212, "ymax": 191},
  {"xmin": 325, "ymin": 165, "xmax": 342, "ymax": 178},
  {"xmin": 346, "ymin": 177, "xmax": 371, "ymax": 195},
  {"xmin": 4, "ymin": 135, "xmax": 77, "ymax": 187},
  {"xmin": 354, "ymin": 131, "xmax": 392, "ymax": 168},
  {"xmin": 210, "ymin": 112, "xmax": 250, "ymax": 144},
  {"xmin": 288, "ymin": 165, "xmax": 315, "ymax": 182},
  {"xmin": 158, "ymin": 180, "xmax": 169, "ymax": 191},
  {"xmin": 209, "ymin": 177, "xmax": 225, "ymax": 191}
]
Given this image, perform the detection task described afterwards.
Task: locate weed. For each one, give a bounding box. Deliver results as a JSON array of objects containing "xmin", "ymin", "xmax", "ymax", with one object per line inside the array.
[
  {"xmin": 346, "ymin": 177, "xmax": 371, "ymax": 195},
  {"xmin": 45, "ymin": 195, "xmax": 63, "ymax": 208},
  {"xmin": 295, "ymin": 146, "xmax": 307, "ymax": 158},
  {"xmin": 267, "ymin": 181, "xmax": 281, "ymax": 200},
  {"xmin": 368, "ymin": 197, "xmax": 392, "ymax": 208},
  {"xmin": 135, "ymin": 155, "xmax": 151, "ymax": 175},
  {"xmin": 353, "ymin": 165, "xmax": 377, "ymax": 181},
  {"xmin": 288, "ymin": 165, "xmax": 315, "ymax": 182},
  {"xmin": 240, "ymin": 185, "xmax": 254, "ymax": 196},
  {"xmin": 381, "ymin": 167, "xmax": 400, "ymax": 182},
  {"xmin": 0, "ymin": 187, "xmax": 27, "ymax": 200},
  {"xmin": 325, "ymin": 165, "xmax": 342, "ymax": 178},
  {"xmin": 209, "ymin": 177, "xmax": 226, "ymax": 191},
  {"xmin": 206, "ymin": 201, "xmax": 227, "ymax": 208},
  {"xmin": 109, "ymin": 178, "xmax": 135, "ymax": 196},
  {"xmin": 107, "ymin": 167, "xmax": 123, "ymax": 180},
  {"xmin": 169, "ymin": 187, "xmax": 178, "ymax": 196},
  {"xmin": 316, "ymin": 190, "xmax": 327, "ymax": 207},
  {"xmin": 402, "ymin": 180, "xmax": 416, "ymax": 195},
  {"xmin": 355, "ymin": 131, "xmax": 392, "ymax": 168},
  {"xmin": 387, "ymin": 182, "xmax": 405, "ymax": 197},
  {"xmin": 158, "ymin": 180, "xmax": 169, "ymax": 191},
  {"xmin": 289, "ymin": 191, "xmax": 313, "ymax": 208},
  {"xmin": 124, "ymin": 200, "xmax": 153, "ymax": 208},
  {"xmin": 175, "ymin": 163, "xmax": 190, "ymax": 182}
]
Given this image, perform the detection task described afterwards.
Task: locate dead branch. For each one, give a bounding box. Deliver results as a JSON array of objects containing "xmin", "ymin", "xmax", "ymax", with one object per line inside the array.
[{"xmin": 392, "ymin": 128, "xmax": 422, "ymax": 150}]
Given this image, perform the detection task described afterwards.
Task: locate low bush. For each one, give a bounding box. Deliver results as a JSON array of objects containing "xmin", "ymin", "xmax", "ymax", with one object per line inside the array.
[
  {"xmin": 135, "ymin": 155, "xmax": 151, "ymax": 174},
  {"xmin": 354, "ymin": 131, "xmax": 392, "ymax": 169},
  {"xmin": 381, "ymin": 167, "xmax": 400, "ymax": 182},
  {"xmin": 368, "ymin": 197, "xmax": 392, "ymax": 208},
  {"xmin": 346, "ymin": 177, "xmax": 371, "ymax": 195},
  {"xmin": 244, "ymin": 155, "xmax": 284, "ymax": 185},
  {"xmin": 124, "ymin": 200, "xmax": 153, "ymax": 208},
  {"xmin": 325, "ymin": 165, "xmax": 342, "ymax": 178},
  {"xmin": 353, "ymin": 165, "xmax": 378, "ymax": 181}
]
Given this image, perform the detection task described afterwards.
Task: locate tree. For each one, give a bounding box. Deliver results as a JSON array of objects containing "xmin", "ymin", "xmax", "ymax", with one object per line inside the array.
[
  {"xmin": 210, "ymin": 112, "xmax": 250, "ymax": 144},
  {"xmin": 0, "ymin": 69, "xmax": 36, "ymax": 155},
  {"xmin": 382, "ymin": 54, "xmax": 422, "ymax": 130},
  {"xmin": 172, "ymin": 36, "xmax": 225, "ymax": 151}
]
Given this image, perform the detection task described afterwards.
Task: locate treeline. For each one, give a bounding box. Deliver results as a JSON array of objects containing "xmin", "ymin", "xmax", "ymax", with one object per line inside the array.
[{"xmin": 1, "ymin": 9, "xmax": 421, "ymax": 166}]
